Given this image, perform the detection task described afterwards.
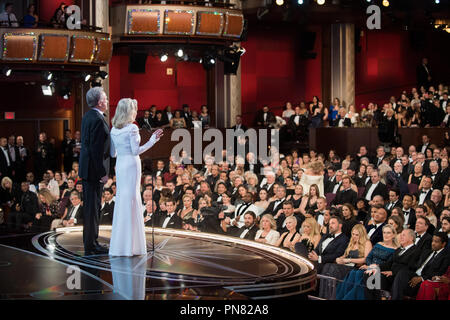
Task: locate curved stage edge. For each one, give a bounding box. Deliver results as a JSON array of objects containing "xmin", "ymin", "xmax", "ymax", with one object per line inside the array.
[{"xmin": 1, "ymin": 226, "xmax": 316, "ymax": 300}]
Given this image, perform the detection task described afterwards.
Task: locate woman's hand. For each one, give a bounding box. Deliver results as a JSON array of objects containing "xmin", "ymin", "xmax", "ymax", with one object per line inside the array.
[{"xmin": 359, "ymin": 264, "xmax": 368, "ymax": 270}]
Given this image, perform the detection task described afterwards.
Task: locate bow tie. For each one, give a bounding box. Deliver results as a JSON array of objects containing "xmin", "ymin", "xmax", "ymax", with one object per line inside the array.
[
  {"xmin": 327, "ymin": 234, "xmax": 335, "ymax": 239},
  {"xmin": 421, "ymin": 190, "xmax": 429, "ymax": 194},
  {"xmin": 415, "ymin": 233, "xmax": 422, "ymax": 239},
  {"xmin": 369, "ymin": 224, "xmax": 377, "ymax": 229},
  {"xmin": 167, "ymin": 213, "xmax": 173, "ymax": 217}
]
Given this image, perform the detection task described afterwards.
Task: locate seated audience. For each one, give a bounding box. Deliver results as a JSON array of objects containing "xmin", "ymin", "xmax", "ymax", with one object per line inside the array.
[{"xmin": 255, "ymin": 214, "xmax": 280, "ymax": 245}]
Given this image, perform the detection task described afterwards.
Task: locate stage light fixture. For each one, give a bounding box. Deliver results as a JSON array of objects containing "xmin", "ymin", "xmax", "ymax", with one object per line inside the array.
[
  {"xmin": 2, "ymin": 67, "xmax": 12, "ymax": 77},
  {"xmin": 42, "ymin": 85, "xmax": 53, "ymax": 96},
  {"xmin": 160, "ymin": 53, "xmax": 168, "ymax": 62},
  {"xmin": 298, "ymin": 0, "xmax": 304, "ymax": 4},
  {"xmin": 81, "ymin": 72, "xmax": 91, "ymax": 82},
  {"xmin": 276, "ymin": 0, "xmax": 284, "ymax": 5},
  {"xmin": 382, "ymin": 0, "xmax": 389, "ymax": 7},
  {"xmin": 209, "ymin": 58, "xmax": 215, "ymax": 64},
  {"xmin": 317, "ymin": 0, "xmax": 325, "ymax": 5},
  {"xmin": 98, "ymin": 71, "xmax": 108, "ymax": 79},
  {"xmin": 176, "ymin": 49, "xmax": 183, "ymax": 57},
  {"xmin": 435, "ymin": 0, "xmax": 440, "ymax": 3}
]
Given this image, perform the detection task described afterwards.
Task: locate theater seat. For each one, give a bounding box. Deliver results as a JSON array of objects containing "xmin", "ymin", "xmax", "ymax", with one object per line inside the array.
[
  {"xmin": 408, "ymin": 184, "xmax": 418, "ymax": 195},
  {"xmin": 357, "ymin": 187, "xmax": 365, "ymax": 198},
  {"xmin": 325, "ymin": 193, "xmax": 336, "ymax": 206}
]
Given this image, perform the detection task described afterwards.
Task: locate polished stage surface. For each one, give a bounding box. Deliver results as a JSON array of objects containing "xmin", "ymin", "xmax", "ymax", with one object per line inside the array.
[{"xmin": 0, "ymin": 226, "xmax": 316, "ymax": 300}]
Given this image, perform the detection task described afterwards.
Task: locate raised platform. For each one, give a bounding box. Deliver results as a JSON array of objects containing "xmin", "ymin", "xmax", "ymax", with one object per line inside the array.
[{"xmin": 0, "ymin": 226, "xmax": 316, "ymax": 300}]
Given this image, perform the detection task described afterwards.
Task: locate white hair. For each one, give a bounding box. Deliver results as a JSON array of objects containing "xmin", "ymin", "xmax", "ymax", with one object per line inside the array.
[
  {"xmin": 112, "ymin": 98, "xmax": 137, "ymax": 129},
  {"xmin": 86, "ymin": 87, "xmax": 105, "ymax": 108}
]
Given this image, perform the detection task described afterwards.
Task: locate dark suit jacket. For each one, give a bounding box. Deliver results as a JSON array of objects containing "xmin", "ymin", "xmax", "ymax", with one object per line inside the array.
[
  {"xmin": 137, "ymin": 117, "xmax": 152, "ymax": 129},
  {"xmin": 366, "ymin": 222, "xmax": 386, "ymax": 245},
  {"xmin": 385, "ymin": 200, "xmax": 401, "ymax": 212},
  {"xmin": 233, "ymin": 224, "xmax": 258, "ymax": 240},
  {"xmin": 385, "ymin": 171, "xmax": 409, "ymax": 197},
  {"xmin": 409, "ymin": 248, "xmax": 450, "ymax": 280},
  {"xmin": 403, "ymin": 209, "xmax": 416, "ymax": 229},
  {"xmin": 416, "ymin": 188, "xmax": 432, "ymax": 205},
  {"xmin": 262, "ymin": 198, "xmax": 286, "ymax": 216},
  {"xmin": 0, "ymin": 146, "xmax": 12, "ymax": 178},
  {"xmin": 79, "ymin": 109, "xmax": 110, "ymax": 182},
  {"xmin": 331, "ymin": 189, "xmax": 357, "ymax": 206},
  {"xmin": 18, "ymin": 190, "xmax": 39, "ymax": 215},
  {"xmin": 314, "ymin": 233, "xmax": 349, "ymax": 265},
  {"xmin": 380, "ymin": 245, "xmax": 419, "ymax": 276},
  {"xmin": 64, "ymin": 205, "xmax": 84, "ymax": 225},
  {"xmin": 159, "ymin": 213, "xmax": 183, "ymax": 229},
  {"xmin": 100, "ymin": 201, "xmax": 115, "ymax": 225},
  {"xmin": 254, "ymin": 110, "xmax": 276, "ymax": 127},
  {"xmin": 415, "ymin": 232, "xmax": 432, "ymax": 256},
  {"xmin": 362, "ymin": 182, "xmax": 388, "ymax": 201},
  {"xmin": 430, "ymin": 172, "xmax": 445, "ymax": 190},
  {"xmin": 143, "ymin": 210, "xmax": 162, "ymax": 227}
]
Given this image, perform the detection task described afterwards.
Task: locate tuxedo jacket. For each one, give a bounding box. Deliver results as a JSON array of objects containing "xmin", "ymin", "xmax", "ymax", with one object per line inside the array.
[
  {"xmin": 385, "ymin": 171, "xmax": 409, "ymax": 197},
  {"xmin": 233, "ymin": 224, "xmax": 258, "ymax": 240},
  {"xmin": 0, "ymin": 146, "xmax": 12, "ymax": 179},
  {"xmin": 403, "ymin": 209, "xmax": 416, "ymax": 229},
  {"xmin": 18, "ymin": 190, "xmax": 39, "ymax": 215},
  {"xmin": 231, "ymin": 124, "xmax": 248, "ymax": 132},
  {"xmin": 314, "ymin": 233, "xmax": 349, "ymax": 264},
  {"xmin": 416, "ymin": 188, "xmax": 432, "ymax": 205},
  {"xmin": 415, "ymin": 232, "xmax": 432, "ymax": 256},
  {"xmin": 143, "ymin": 210, "xmax": 162, "ymax": 227},
  {"xmin": 366, "ymin": 222, "xmax": 386, "ymax": 245},
  {"xmin": 262, "ymin": 198, "xmax": 286, "ymax": 216},
  {"xmin": 159, "ymin": 213, "xmax": 183, "ymax": 229},
  {"xmin": 7, "ymin": 145, "xmax": 20, "ymax": 167},
  {"xmin": 385, "ymin": 200, "xmax": 401, "ymax": 212},
  {"xmin": 254, "ymin": 110, "xmax": 276, "ymax": 127},
  {"xmin": 331, "ymin": 189, "xmax": 357, "ymax": 206},
  {"xmin": 64, "ymin": 205, "xmax": 84, "ymax": 225},
  {"xmin": 362, "ymin": 182, "xmax": 388, "ymax": 201},
  {"xmin": 79, "ymin": 109, "xmax": 110, "ymax": 182},
  {"xmin": 430, "ymin": 172, "xmax": 445, "ymax": 190},
  {"xmin": 373, "ymin": 156, "xmax": 387, "ymax": 168},
  {"xmin": 100, "ymin": 201, "xmax": 115, "ymax": 225},
  {"xmin": 380, "ymin": 245, "xmax": 419, "ymax": 276},
  {"xmin": 137, "ymin": 117, "xmax": 153, "ymax": 129},
  {"xmin": 409, "ymin": 248, "xmax": 450, "ymax": 280},
  {"xmin": 324, "ymin": 178, "xmax": 337, "ymax": 193}
]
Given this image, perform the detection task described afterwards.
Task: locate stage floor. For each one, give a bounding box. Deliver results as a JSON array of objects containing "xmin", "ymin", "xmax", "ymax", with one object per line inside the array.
[{"xmin": 0, "ymin": 226, "xmax": 316, "ymax": 300}]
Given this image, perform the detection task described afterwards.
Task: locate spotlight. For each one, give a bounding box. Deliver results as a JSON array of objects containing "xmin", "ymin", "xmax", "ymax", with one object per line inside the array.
[
  {"xmin": 160, "ymin": 54, "xmax": 168, "ymax": 62},
  {"xmin": 43, "ymin": 71, "xmax": 53, "ymax": 80},
  {"xmin": 382, "ymin": 0, "xmax": 389, "ymax": 7},
  {"xmin": 98, "ymin": 71, "xmax": 108, "ymax": 79},
  {"xmin": 42, "ymin": 85, "xmax": 53, "ymax": 96},
  {"xmin": 435, "ymin": 0, "xmax": 440, "ymax": 3},
  {"xmin": 82, "ymin": 72, "xmax": 91, "ymax": 82},
  {"xmin": 199, "ymin": 58, "xmax": 203, "ymax": 64},
  {"xmin": 317, "ymin": 0, "xmax": 325, "ymax": 5},
  {"xmin": 276, "ymin": 0, "xmax": 284, "ymax": 5},
  {"xmin": 298, "ymin": 0, "xmax": 304, "ymax": 4},
  {"xmin": 176, "ymin": 49, "xmax": 183, "ymax": 57},
  {"xmin": 2, "ymin": 67, "xmax": 12, "ymax": 77}
]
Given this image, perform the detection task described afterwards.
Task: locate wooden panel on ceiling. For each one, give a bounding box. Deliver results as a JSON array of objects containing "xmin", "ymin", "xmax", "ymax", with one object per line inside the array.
[
  {"xmin": 128, "ymin": 9, "xmax": 160, "ymax": 34},
  {"xmin": 39, "ymin": 34, "xmax": 69, "ymax": 62},
  {"xmin": 69, "ymin": 35, "xmax": 96, "ymax": 63},
  {"xmin": 223, "ymin": 13, "xmax": 243, "ymax": 38},
  {"xmin": 196, "ymin": 11, "xmax": 224, "ymax": 36},
  {"xmin": 2, "ymin": 33, "xmax": 37, "ymax": 61},
  {"xmin": 164, "ymin": 10, "xmax": 195, "ymax": 35},
  {"xmin": 93, "ymin": 38, "xmax": 113, "ymax": 64}
]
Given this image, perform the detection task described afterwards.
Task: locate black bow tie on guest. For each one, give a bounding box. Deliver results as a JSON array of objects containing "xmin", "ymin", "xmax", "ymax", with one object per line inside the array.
[
  {"xmin": 421, "ymin": 190, "xmax": 428, "ymax": 194},
  {"xmin": 415, "ymin": 233, "xmax": 422, "ymax": 239},
  {"xmin": 369, "ymin": 224, "xmax": 377, "ymax": 229},
  {"xmin": 327, "ymin": 234, "xmax": 335, "ymax": 239}
]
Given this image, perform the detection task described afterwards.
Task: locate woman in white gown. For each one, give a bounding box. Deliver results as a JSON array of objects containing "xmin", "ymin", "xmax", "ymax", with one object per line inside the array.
[
  {"xmin": 109, "ymin": 98, "xmax": 163, "ymax": 257},
  {"xmin": 299, "ymin": 161, "xmax": 325, "ymax": 196}
]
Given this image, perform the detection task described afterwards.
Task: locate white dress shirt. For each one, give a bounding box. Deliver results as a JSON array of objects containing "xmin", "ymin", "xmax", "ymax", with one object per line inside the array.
[
  {"xmin": 365, "ymin": 182, "xmax": 379, "ymax": 201},
  {"xmin": 318, "ymin": 232, "xmax": 342, "ymax": 263},
  {"xmin": 0, "ymin": 12, "xmax": 19, "ymax": 27},
  {"xmin": 419, "ymin": 189, "xmax": 431, "ymax": 205},
  {"xmin": 162, "ymin": 212, "xmax": 175, "ymax": 228},
  {"xmin": 68, "ymin": 204, "xmax": 81, "ymax": 224},
  {"xmin": 367, "ymin": 222, "xmax": 382, "ymax": 238},
  {"xmin": 416, "ymin": 248, "xmax": 444, "ymax": 277},
  {"xmin": 1, "ymin": 147, "xmax": 10, "ymax": 166},
  {"xmin": 398, "ymin": 243, "xmax": 414, "ymax": 256}
]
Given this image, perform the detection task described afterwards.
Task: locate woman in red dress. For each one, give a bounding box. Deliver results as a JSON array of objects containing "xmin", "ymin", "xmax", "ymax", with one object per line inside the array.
[{"xmin": 416, "ymin": 266, "xmax": 450, "ymax": 300}]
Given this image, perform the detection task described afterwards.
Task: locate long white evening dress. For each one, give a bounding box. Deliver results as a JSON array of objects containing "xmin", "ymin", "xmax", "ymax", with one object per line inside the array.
[{"xmin": 109, "ymin": 123, "xmax": 159, "ymax": 256}]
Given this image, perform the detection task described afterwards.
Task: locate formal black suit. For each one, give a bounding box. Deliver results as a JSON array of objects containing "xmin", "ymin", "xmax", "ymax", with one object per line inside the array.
[
  {"xmin": 430, "ymin": 172, "xmax": 445, "ymax": 190},
  {"xmin": 416, "ymin": 63, "xmax": 431, "ymax": 89},
  {"xmin": 366, "ymin": 222, "xmax": 386, "ymax": 245},
  {"xmin": 0, "ymin": 146, "xmax": 12, "ymax": 181},
  {"xmin": 79, "ymin": 108, "xmax": 111, "ymax": 254},
  {"xmin": 233, "ymin": 224, "xmax": 258, "ymax": 240},
  {"xmin": 100, "ymin": 200, "xmax": 115, "ymax": 225},
  {"xmin": 385, "ymin": 171, "xmax": 409, "ymax": 197},
  {"xmin": 137, "ymin": 116, "xmax": 153, "ymax": 130},
  {"xmin": 254, "ymin": 110, "xmax": 276, "ymax": 127},
  {"xmin": 362, "ymin": 182, "xmax": 388, "ymax": 201},
  {"xmin": 8, "ymin": 190, "xmax": 39, "ymax": 230},
  {"xmin": 385, "ymin": 199, "xmax": 401, "ymax": 213},
  {"xmin": 143, "ymin": 210, "xmax": 162, "ymax": 227},
  {"xmin": 402, "ymin": 208, "xmax": 416, "ymax": 229},
  {"xmin": 365, "ymin": 244, "xmax": 419, "ymax": 299},
  {"xmin": 61, "ymin": 138, "xmax": 75, "ymax": 173},
  {"xmin": 331, "ymin": 188, "xmax": 357, "ymax": 206},
  {"xmin": 15, "ymin": 145, "xmax": 29, "ymax": 183},
  {"xmin": 159, "ymin": 212, "xmax": 183, "ymax": 229},
  {"xmin": 392, "ymin": 247, "xmax": 449, "ymax": 299},
  {"xmin": 313, "ymin": 233, "xmax": 349, "ymax": 273},
  {"xmin": 414, "ymin": 232, "xmax": 432, "ymax": 256},
  {"xmin": 63, "ymin": 205, "xmax": 84, "ymax": 225},
  {"xmin": 416, "ymin": 188, "xmax": 432, "ymax": 205},
  {"xmin": 231, "ymin": 123, "xmax": 248, "ymax": 132},
  {"xmin": 262, "ymin": 197, "xmax": 286, "ymax": 216}
]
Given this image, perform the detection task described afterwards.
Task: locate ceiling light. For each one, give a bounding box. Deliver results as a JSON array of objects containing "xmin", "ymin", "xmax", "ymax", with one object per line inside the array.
[
  {"xmin": 82, "ymin": 73, "xmax": 91, "ymax": 82},
  {"xmin": 43, "ymin": 71, "xmax": 53, "ymax": 80},
  {"xmin": 176, "ymin": 49, "xmax": 183, "ymax": 57},
  {"xmin": 317, "ymin": 0, "xmax": 325, "ymax": 5},
  {"xmin": 42, "ymin": 85, "xmax": 53, "ymax": 96},
  {"xmin": 98, "ymin": 71, "xmax": 108, "ymax": 79},
  {"xmin": 160, "ymin": 54, "xmax": 168, "ymax": 62},
  {"xmin": 276, "ymin": 0, "xmax": 284, "ymax": 5},
  {"xmin": 382, "ymin": 0, "xmax": 389, "ymax": 7},
  {"xmin": 298, "ymin": 0, "xmax": 304, "ymax": 4}
]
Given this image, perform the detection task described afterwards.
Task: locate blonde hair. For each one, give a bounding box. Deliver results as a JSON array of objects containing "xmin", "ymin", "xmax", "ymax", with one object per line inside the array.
[
  {"xmin": 112, "ymin": 98, "xmax": 137, "ymax": 129},
  {"xmin": 38, "ymin": 188, "xmax": 56, "ymax": 205},
  {"xmin": 302, "ymin": 217, "xmax": 320, "ymax": 239},
  {"xmin": 344, "ymin": 224, "xmax": 369, "ymax": 258},
  {"xmin": 382, "ymin": 224, "xmax": 399, "ymax": 247},
  {"xmin": 1, "ymin": 177, "xmax": 12, "ymax": 189},
  {"xmin": 285, "ymin": 215, "xmax": 297, "ymax": 227},
  {"xmin": 260, "ymin": 214, "xmax": 277, "ymax": 230},
  {"xmin": 308, "ymin": 161, "xmax": 324, "ymax": 175}
]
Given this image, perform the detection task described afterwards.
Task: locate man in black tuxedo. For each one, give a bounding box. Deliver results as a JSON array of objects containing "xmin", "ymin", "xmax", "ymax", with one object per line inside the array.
[
  {"xmin": 258, "ymin": 171, "xmax": 276, "ymax": 196},
  {"xmin": 331, "ymin": 176, "xmax": 357, "ymax": 207},
  {"xmin": 391, "ymin": 233, "xmax": 449, "ymax": 300},
  {"xmin": 307, "ymin": 216, "xmax": 349, "ymax": 273},
  {"xmin": 385, "ymin": 188, "xmax": 401, "ymax": 213},
  {"xmin": 362, "ymin": 170, "xmax": 388, "ymax": 203},
  {"xmin": 366, "ymin": 207, "xmax": 387, "ymax": 245},
  {"xmin": 100, "ymin": 188, "xmax": 115, "ymax": 225},
  {"xmin": 231, "ymin": 115, "xmax": 247, "ymax": 132},
  {"xmin": 429, "ymin": 161, "xmax": 445, "ymax": 190},
  {"xmin": 206, "ymin": 164, "xmax": 220, "ymax": 190},
  {"xmin": 416, "ymin": 57, "xmax": 432, "ymax": 90},
  {"xmin": 61, "ymin": 130, "xmax": 75, "ymax": 173},
  {"xmin": 181, "ymin": 104, "xmax": 193, "ymax": 128},
  {"xmin": 152, "ymin": 160, "xmax": 166, "ymax": 179},
  {"xmin": 324, "ymin": 166, "xmax": 337, "ymax": 193},
  {"xmin": 137, "ymin": 109, "xmax": 153, "ymax": 130},
  {"xmin": 401, "ymin": 194, "xmax": 416, "ymax": 229},
  {"xmin": 254, "ymin": 105, "xmax": 276, "ymax": 128},
  {"xmin": 417, "ymin": 176, "xmax": 433, "ymax": 205},
  {"xmin": 6, "ymin": 135, "xmax": 20, "ymax": 182},
  {"xmin": 15, "ymin": 136, "xmax": 29, "ymax": 183},
  {"xmin": 329, "ymin": 170, "xmax": 344, "ymax": 194},
  {"xmin": 50, "ymin": 191, "xmax": 84, "ymax": 230},
  {"xmin": 0, "ymin": 137, "xmax": 12, "ymax": 182},
  {"xmin": 373, "ymin": 146, "xmax": 386, "ymax": 168},
  {"xmin": 262, "ymin": 185, "xmax": 286, "ymax": 216},
  {"xmin": 8, "ymin": 182, "xmax": 39, "ymax": 231},
  {"xmin": 365, "ymin": 229, "xmax": 419, "ymax": 300},
  {"xmin": 418, "ymin": 134, "xmax": 431, "ymax": 155},
  {"xmin": 143, "ymin": 200, "xmax": 161, "ymax": 227},
  {"xmin": 275, "ymin": 201, "xmax": 304, "ymax": 234},
  {"xmin": 79, "ymin": 87, "xmax": 111, "ymax": 256},
  {"xmin": 413, "ymin": 216, "xmax": 433, "ymax": 255},
  {"xmin": 159, "ymin": 199, "xmax": 183, "ymax": 229},
  {"xmin": 233, "ymin": 211, "xmax": 259, "ymax": 240},
  {"xmin": 244, "ymin": 152, "xmax": 261, "ymax": 174}
]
